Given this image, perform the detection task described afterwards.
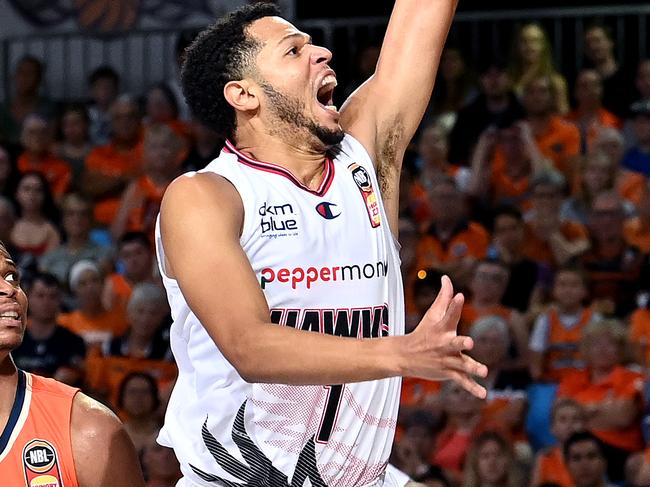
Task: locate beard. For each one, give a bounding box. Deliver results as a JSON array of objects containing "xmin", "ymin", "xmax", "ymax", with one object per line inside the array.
[{"xmin": 259, "ymin": 80, "xmax": 344, "ymax": 149}]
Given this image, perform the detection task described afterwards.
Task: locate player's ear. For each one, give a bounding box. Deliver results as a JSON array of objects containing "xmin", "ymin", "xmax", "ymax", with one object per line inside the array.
[{"xmin": 224, "ymin": 79, "xmax": 259, "ymax": 113}]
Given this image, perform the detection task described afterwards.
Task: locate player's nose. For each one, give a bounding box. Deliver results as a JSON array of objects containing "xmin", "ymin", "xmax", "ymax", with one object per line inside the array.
[{"xmin": 310, "ymin": 44, "xmax": 332, "ymax": 65}]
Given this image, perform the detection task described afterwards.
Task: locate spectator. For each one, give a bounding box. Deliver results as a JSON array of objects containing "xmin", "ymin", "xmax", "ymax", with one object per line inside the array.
[
  {"xmin": 566, "ymin": 70, "xmax": 622, "ymax": 153},
  {"xmin": 54, "ymin": 103, "xmax": 93, "ymax": 190},
  {"xmin": 87, "ymin": 65, "xmax": 120, "ymax": 145},
  {"xmin": 558, "ymin": 320, "xmax": 644, "ymax": 482},
  {"xmin": 563, "ymin": 431, "xmax": 615, "ymax": 487},
  {"xmin": 0, "ymin": 56, "xmax": 54, "ymax": 146},
  {"xmin": 562, "ymin": 151, "xmax": 634, "ymax": 226},
  {"xmin": 414, "ymin": 176, "xmax": 489, "ymax": 288},
  {"xmin": 0, "ymin": 143, "xmax": 19, "ymax": 198},
  {"xmin": 531, "ymin": 398, "xmax": 586, "ymax": 487},
  {"xmin": 462, "ymin": 430, "xmax": 522, "ymax": 487},
  {"xmin": 116, "ymin": 372, "xmax": 162, "ymax": 454},
  {"xmin": 529, "ymin": 267, "xmax": 600, "ymax": 383},
  {"xmin": 10, "ymin": 171, "xmax": 60, "ymax": 258},
  {"xmin": 38, "ymin": 192, "xmax": 112, "ymax": 286},
  {"xmin": 58, "ymin": 259, "xmax": 128, "ymax": 351},
  {"xmin": 623, "ymin": 60, "xmax": 650, "ymax": 150},
  {"xmin": 620, "ymin": 101, "xmax": 650, "ymax": 205},
  {"xmin": 521, "ymin": 76, "xmax": 581, "ymax": 178},
  {"xmin": 17, "ymin": 113, "xmax": 71, "ymax": 198},
  {"xmin": 583, "ymin": 24, "xmax": 634, "ymax": 119},
  {"xmin": 82, "ymin": 94, "xmax": 143, "ymax": 226},
  {"xmin": 182, "ymin": 118, "xmax": 222, "ymax": 171},
  {"xmin": 582, "ymin": 190, "xmax": 645, "ymax": 316},
  {"xmin": 624, "ymin": 177, "xmax": 650, "ymax": 253},
  {"xmin": 448, "ymin": 55, "xmax": 525, "ymax": 166},
  {"xmin": 394, "ymin": 411, "xmax": 440, "ymax": 480},
  {"xmin": 469, "ymin": 316, "xmax": 530, "ymax": 442},
  {"xmin": 468, "ymin": 120, "xmax": 551, "ymax": 211},
  {"xmin": 103, "ymin": 232, "xmax": 158, "ymax": 312},
  {"xmin": 509, "ymin": 23, "xmax": 569, "ymax": 114},
  {"xmin": 522, "ymin": 170, "xmax": 590, "ymax": 269},
  {"xmin": 0, "ymin": 196, "xmax": 18, "ymax": 260},
  {"xmin": 426, "ymin": 46, "xmax": 477, "ymax": 130},
  {"xmin": 488, "ymin": 205, "xmax": 540, "ymax": 313},
  {"xmin": 144, "ymin": 83, "xmax": 190, "ymax": 145},
  {"xmin": 460, "ymin": 261, "xmax": 528, "ymax": 368},
  {"xmin": 12, "ymin": 272, "xmax": 86, "ymax": 385},
  {"xmin": 141, "ymin": 432, "xmax": 182, "ymax": 487},
  {"xmin": 105, "ymin": 283, "xmax": 170, "ymax": 361},
  {"xmin": 409, "ymin": 123, "xmax": 472, "ymax": 224},
  {"xmin": 111, "ymin": 124, "xmax": 185, "ymax": 241}
]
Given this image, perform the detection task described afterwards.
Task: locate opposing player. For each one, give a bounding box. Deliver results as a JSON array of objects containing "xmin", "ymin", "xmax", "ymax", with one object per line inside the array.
[
  {"xmin": 157, "ymin": 1, "xmax": 486, "ymax": 486},
  {"xmin": 0, "ymin": 241, "xmax": 145, "ymax": 486}
]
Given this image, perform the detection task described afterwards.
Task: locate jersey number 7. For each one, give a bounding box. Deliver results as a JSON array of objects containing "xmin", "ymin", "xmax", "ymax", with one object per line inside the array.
[{"xmin": 316, "ymin": 384, "xmax": 344, "ymax": 443}]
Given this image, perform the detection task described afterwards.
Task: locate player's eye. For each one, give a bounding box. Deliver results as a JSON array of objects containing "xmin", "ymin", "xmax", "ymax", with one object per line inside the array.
[
  {"xmin": 287, "ymin": 46, "xmax": 298, "ymax": 56},
  {"xmin": 4, "ymin": 271, "xmax": 19, "ymax": 284}
]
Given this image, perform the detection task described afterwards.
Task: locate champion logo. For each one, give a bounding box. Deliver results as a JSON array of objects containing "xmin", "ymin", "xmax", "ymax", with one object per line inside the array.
[{"xmin": 315, "ymin": 202, "xmax": 340, "ymax": 220}]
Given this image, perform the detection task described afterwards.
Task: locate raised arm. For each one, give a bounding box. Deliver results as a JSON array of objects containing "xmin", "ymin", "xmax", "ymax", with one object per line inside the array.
[
  {"xmin": 340, "ymin": 0, "xmax": 459, "ymax": 226},
  {"xmin": 158, "ymin": 173, "xmax": 486, "ymax": 395}
]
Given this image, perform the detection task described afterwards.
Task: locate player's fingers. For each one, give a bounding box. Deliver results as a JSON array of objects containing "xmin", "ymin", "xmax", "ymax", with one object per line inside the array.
[
  {"xmin": 438, "ymin": 292, "xmax": 464, "ymax": 332},
  {"xmin": 425, "ymin": 275, "xmax": 453, "ymax": 322},
  {"xmin": 446, "ymin": 335, "xmax": 474, "ymax": 353},
  {"xmin": 443, "ymin": 353, "xmax": 488, "ymax": 378},
  {"xmin": 449, "ymin": 371, "xmax": 487, "ymax": 399}
]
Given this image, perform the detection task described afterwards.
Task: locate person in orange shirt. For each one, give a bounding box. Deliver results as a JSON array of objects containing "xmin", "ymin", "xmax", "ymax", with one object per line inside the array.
[
  {"xmin": 628, "ymin": 297, "xmax": 650, "ymax": 366},
  {"xmin": 522, "ymin": 75, "xmax": 581, "ymax": 178},
  {"xmin": 523, "ymin": 170, "xmax": 590, "ymax": 268},
  {"xmin": 111, "ymin": 124, "xmax": 186, "ymax": 241},
  {"xmin": 103, "ymin": 231, "xmax": 159, "ymax": 312},
  {"xmin": 82, "ymin": 95, "xmax": 144, "ymax": 226},
  {"xmin": 529, "ymin": 267, "xmax": 600, "ymax": 383},
  {"xmin": 59, "ymin": 259, "xmax": 128, "ymax": 352},
  {"xmin": 414, "ymin": 176, "xmax": 489, "ymax": 288},
  {"xmin": 0, "ymin": 240, "xmax": 145, "ymax": 487},
  {"xmin": 468, "ymin": 119, "xmax": 552, "ymax": 211},
  {"xmin": 18, "ymin": 113, "xmax": 71, "ymax": 198},
  {"xmin": 557, "ymin": 319, "xmax": 644, "ymax": 483},
  {"xmin": 460, "ymin": 260, "xmax": 528, "ymax": 370},
  {"xmin": 531, "ymin": 398, "xmax": 585, "ymax": 487},
  {"xmin": 566, "ymin": 69, "xmax": 622, "ymax": 153}
]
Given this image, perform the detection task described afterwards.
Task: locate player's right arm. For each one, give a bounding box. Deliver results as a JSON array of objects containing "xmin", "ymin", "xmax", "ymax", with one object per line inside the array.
[{"xmin": 159, "ymin": 173, "xmax": 487, "ymax": 396}]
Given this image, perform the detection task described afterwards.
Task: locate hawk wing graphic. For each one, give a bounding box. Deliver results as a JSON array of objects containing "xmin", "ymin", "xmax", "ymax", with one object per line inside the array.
[{"xmin": 190, "ymin": 401, "xmax": 327, "ymax": 486}]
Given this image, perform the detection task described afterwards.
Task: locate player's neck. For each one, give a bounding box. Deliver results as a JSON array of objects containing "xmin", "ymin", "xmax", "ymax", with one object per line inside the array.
[
  {"xmin": 233, "ymin": 134, "xmax": 329, "ymax": 191},
  {"xmin": 0, "ymin": 357, "xmax": 19, "ymax": 431}
]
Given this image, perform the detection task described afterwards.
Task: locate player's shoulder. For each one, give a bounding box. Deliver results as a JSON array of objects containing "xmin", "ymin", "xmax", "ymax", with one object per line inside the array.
[
  {"xmin": 162, "ymin": 170, "xmax": 242, "ymax": 212},
  {"xmin": 71, "ymin": 393, "xmax": 123, "ymax": 440}
]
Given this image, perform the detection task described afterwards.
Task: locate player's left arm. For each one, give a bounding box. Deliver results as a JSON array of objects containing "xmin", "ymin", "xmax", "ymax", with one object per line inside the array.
[
  {"xmin": 340, "ymin": 0, "xmax": 459, "ymax": 230},
  {"xmin": 71, "ymin": 393, "xmax": 146, "ymax": 487}
]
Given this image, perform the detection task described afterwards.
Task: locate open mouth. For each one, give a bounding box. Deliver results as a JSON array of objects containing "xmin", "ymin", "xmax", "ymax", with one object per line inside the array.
[{"xmin": 316, "ymin": 74, "xmax": 338, "ymax": 113}]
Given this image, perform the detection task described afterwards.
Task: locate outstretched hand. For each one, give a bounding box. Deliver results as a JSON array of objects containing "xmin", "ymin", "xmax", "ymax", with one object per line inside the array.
[{"xmin": 406, "ymin": 275, "xmax": 488, "ymax": 399}]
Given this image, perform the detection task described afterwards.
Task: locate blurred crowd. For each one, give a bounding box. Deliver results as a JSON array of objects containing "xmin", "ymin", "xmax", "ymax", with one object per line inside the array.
[{"xmin": 3, "ymin": 17, "xmax": 650, "ymax": 487}]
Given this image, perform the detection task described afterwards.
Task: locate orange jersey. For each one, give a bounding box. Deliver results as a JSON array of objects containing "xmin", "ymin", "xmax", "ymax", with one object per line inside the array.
[
  {"xmin": 17, "ymin": 153, "xmax": 71, "ymax": 198},
  {"xmin": 490, "ymin": 152, "xmax": 532, "ymax": 210},
  {"xmin": 58, "ymin": 307, "xmax": 129, "ymax": 351},
  {"xmin": 400, "ymin": 377, "xmax": 442, "ymax": 407},
  {"xmin": 541, "ymin": 308, "xmax": 593, "ymax": 382},
  {"xmin": 558, "ymin": 366, "xmax": 644, "ymax": 451},
  {"xmin": 85, "ymin": 140, "xmax": 144, "ymax": 225},
  {"xmin": 0, "ymin": 371, "xmax": 79, "ymax": 487},
  {"xmin": 415, "ymin": 221, "xmax": 489, "ymax": 268},
  {"xmin": 459, "ymin": 302, "xmax": 513, "ymax": 336},
  {"xmin": 532, "ymin": 446, "xmax": 575, "ymax": 487},
  {"xmin": 124, "ymin": 176, "xmax": 169, "ymax": 239},
  {"xmin": 565, "ymin": 108, "xmax": 622, "ymax": 151},
  {"xmin": 106, "ymin": 273, "xmax": 133, "ymax": 311},
  {"xmin": 534, "ymin": 115, "xmax": 581, "ymax": 178},
  {"xmin": 618, "ymin": 171, "xmax": 645, "ymax": 205},
  {"xmin": 522, "ymin": 220, "xmax": 588, "ymax": 267}
]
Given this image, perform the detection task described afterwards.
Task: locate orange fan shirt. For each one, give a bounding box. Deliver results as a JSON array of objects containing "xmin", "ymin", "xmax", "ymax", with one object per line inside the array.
[
  {"xmin": 534, "ymin": 115, "xmax": 581, "ymax": 178},
  {"xmin": 558, "ymin": 366, "xmax": 644, "ymax": 451},
  {"xmin": 58, "ymin": 307, "xmax": 129, "ymax": 351},
  {"xmin": 624, "ymin": 218, "xmax": 650, "ymax": 253},
  {"xmin": 459, "ymin": 302, "xmax": 513, "ymax": 336},
  {"xmin": 17, "ymin": 153, "xmax": 71, "ymax": 198},
  {"xmin": 85, "ymin": 140, "xmax": 144, "ymax": 225},
  {"xmin": 414, "ymin": 221, "xmax": 489, "ymax": 269},
  {"xmin": 124, "ymin": 175, "xmax": 169, "ymax": 239},
  {"xmin": 532, "ymin": 446, "xmax": 575, "ymax": 487},
  {"xmin": 0, "ymin": 371, "xmax": 79, "ymax": 487},
  {"xmin": 630, "ymin": 308, "xmax": 650, "ymax": 365},
  {"xmin": 565, "ymin": 108, "xmax": 622, "ymax": 151},
  {"xmin": 522, "ymin": 220, "xmax": 588, "ymax": 267}
]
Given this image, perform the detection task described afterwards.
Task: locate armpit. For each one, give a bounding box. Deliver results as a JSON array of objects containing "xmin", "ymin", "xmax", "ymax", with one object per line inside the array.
[{"xmin": 377, "ymin": 119, "xmax": 404, "ymax": 197}]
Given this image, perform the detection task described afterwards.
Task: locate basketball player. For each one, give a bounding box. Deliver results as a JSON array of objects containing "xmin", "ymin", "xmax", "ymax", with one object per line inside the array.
[
  {"xmin": 156, "ymin": 1, "xmax": 487, "ymax": 486},
  {"xmin": 0, "ymin": 241, "xmax": 145, "ymax": 486}
]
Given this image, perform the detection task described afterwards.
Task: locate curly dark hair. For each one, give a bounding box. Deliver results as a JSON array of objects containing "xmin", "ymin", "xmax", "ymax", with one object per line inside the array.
[{"xmin": 181, "ymin": 2, "xmax": 281, "ymax": 140}]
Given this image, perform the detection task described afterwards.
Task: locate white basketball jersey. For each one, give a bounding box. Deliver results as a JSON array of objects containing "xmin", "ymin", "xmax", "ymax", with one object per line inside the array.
[{"xmin": 155, "ymin": 134, "xmax": 405, "ymax": 487}]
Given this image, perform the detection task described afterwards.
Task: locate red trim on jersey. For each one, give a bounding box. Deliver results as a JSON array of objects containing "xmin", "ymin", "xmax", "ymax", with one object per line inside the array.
[{"xmin": 224, "ymin": 139, "xmax": 335, "ymax": 197}]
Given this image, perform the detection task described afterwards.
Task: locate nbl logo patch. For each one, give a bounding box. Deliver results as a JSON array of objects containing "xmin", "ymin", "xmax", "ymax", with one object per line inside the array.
[
  {"xmin": 348, "ymin": 163, "xmax": 381, "ymax": 228},
  {"xmin": 22, "ymin": 439, "xmax": 64, "ymax": 487}
]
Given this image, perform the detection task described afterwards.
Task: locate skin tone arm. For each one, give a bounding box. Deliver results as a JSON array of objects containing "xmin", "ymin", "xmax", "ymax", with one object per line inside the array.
[
  {"xmin": 159, "ymin": 174, "xmax": 487, "ymax": 396},
  {"xmin": 340, "ymin": 0, "xmax": 460, "ymax": 231},
  {"xmin": 71, "ymin": 393, "xmax": 145, "ymax": 487}
]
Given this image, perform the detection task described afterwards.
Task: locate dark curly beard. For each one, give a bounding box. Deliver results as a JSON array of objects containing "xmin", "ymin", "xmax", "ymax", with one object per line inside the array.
[{"xmin": 259, "ymin": 80, "xmax": 344, "ymax": 149}]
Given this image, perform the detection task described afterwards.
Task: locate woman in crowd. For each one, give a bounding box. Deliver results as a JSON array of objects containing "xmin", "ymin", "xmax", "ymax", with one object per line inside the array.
[
  {"xmin": 462, "ymin": 431, "xmax": 523, "ymax": 487},
  {"xmin": 117, "ymin": 371, "xmax": 163, "ymax": 454}
]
